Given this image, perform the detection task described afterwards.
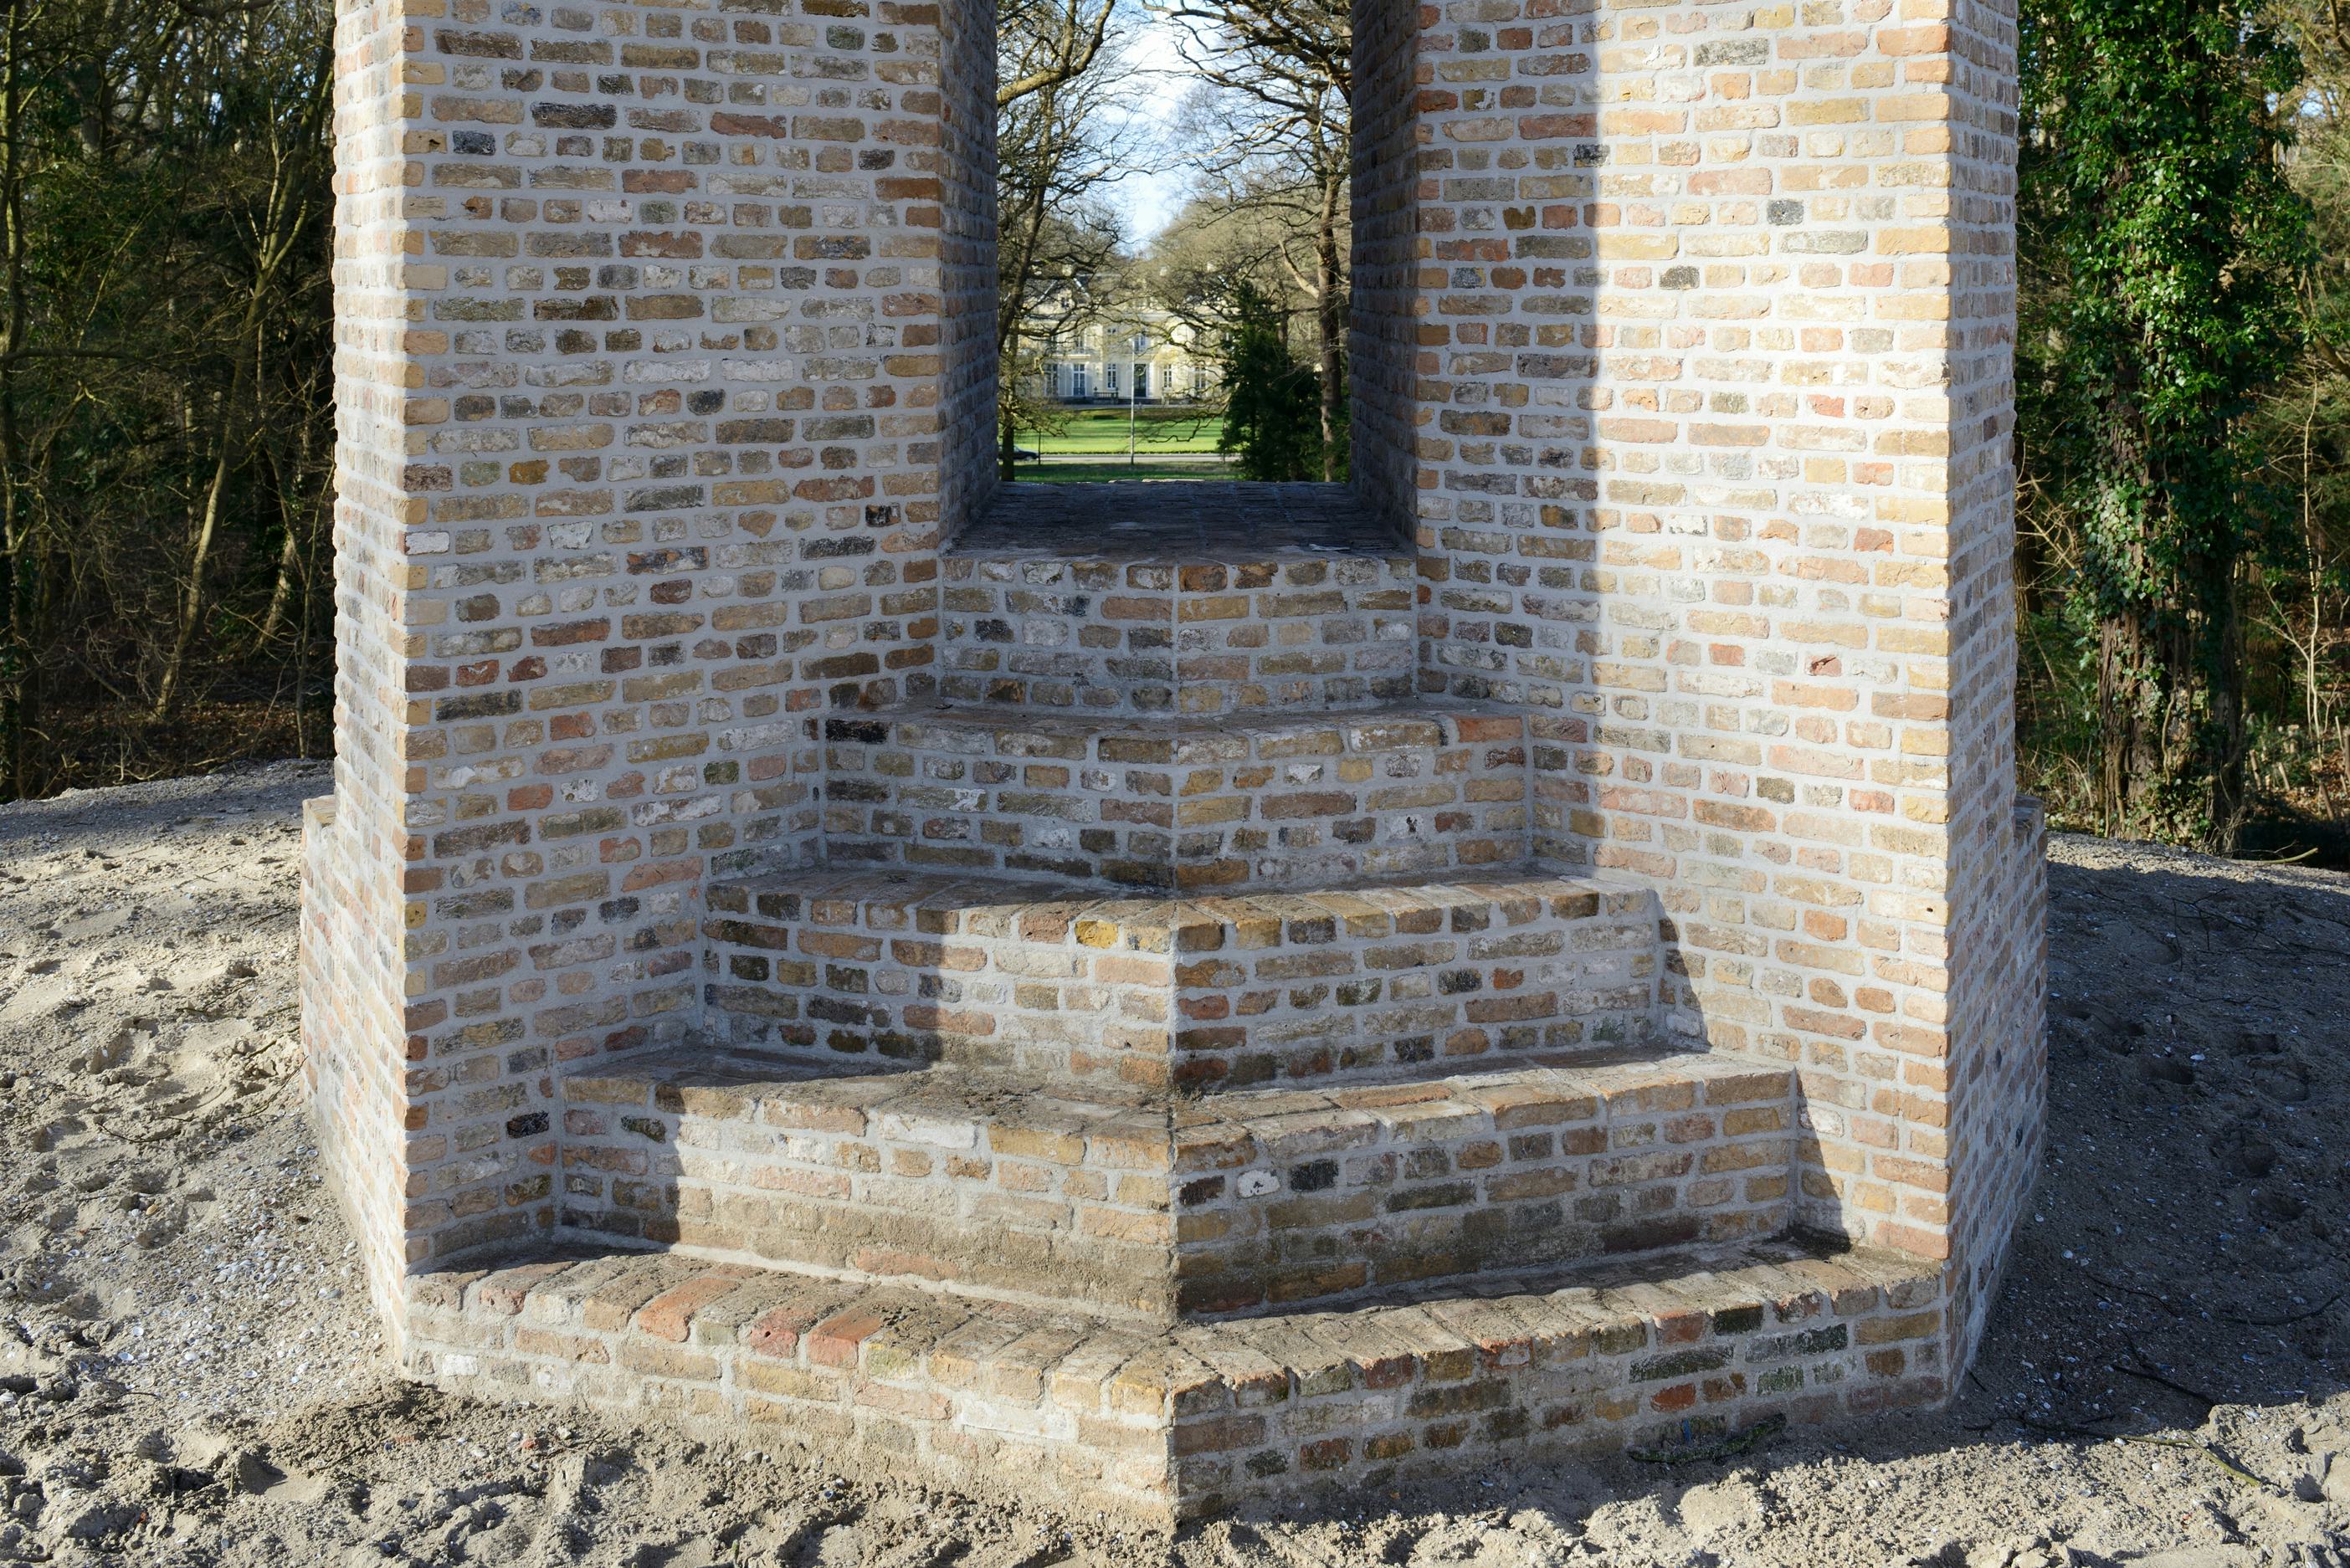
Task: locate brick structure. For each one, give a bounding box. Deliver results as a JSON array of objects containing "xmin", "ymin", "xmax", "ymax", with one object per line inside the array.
[{"xmin": 305, "ymin": 0, "xmax": 2043, "ymax": 1521}]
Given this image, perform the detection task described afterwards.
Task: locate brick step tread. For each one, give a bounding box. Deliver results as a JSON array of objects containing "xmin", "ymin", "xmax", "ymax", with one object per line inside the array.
[
  {"xmin": 567, "ymin": 1046, "xmax": 1782, "ymax": 1151},
  {"xmin": 705, "ymin": 866, "xmax": 1667, "ymax": 1092},
  {"xmin": 948, "ymin": 483, "xmax": 1411, "ymax": 564},
  {"xmin": 557, "ymin": 1048, "xmax": 1792, "ymax": 1318},
  {"xmin": 403, "ymin": 1235, "xmax": 1944, "ymax": 1521},
  {"xmin": 943, "ymin": 542, "xmax": 1415, "ymax": 577},
  {"xmin": 708, "ymin": 865, "xmax": 1659, "ymax": 950}
]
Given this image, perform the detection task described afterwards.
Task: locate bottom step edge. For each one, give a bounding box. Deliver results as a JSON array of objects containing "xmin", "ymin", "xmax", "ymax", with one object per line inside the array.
[{"xmin": 398, "ymin": 1237, "xmax": 1947, "ymax": 1522}]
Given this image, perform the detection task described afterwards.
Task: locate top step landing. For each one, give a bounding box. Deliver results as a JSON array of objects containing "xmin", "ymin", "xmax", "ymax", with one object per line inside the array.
[{"xmin": 950, "ymin": 481, "xmax": 1411, "ymax": 561}]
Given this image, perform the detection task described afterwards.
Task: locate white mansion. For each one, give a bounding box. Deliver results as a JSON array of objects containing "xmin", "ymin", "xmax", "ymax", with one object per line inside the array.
[{"xmin": 1022, "ymin": 305, "xmax": 1220, "ymax": 406}]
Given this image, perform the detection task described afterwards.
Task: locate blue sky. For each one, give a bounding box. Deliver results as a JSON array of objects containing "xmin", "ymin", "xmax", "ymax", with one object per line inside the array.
[{"xmin": 1096, "ymin": 10, "xmax": 1198, "ymax": 242}]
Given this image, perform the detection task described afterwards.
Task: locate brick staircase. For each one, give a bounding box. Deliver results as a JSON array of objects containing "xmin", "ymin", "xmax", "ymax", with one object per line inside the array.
[{"xmin": 401, "ymin": 486, "xmax": 1943, "ymax": 1520}]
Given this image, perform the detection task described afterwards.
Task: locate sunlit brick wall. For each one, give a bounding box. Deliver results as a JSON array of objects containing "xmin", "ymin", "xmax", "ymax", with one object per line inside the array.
[{"xmin": 314, "ymin": 0, "xmax": 957, "ymax": 1278}]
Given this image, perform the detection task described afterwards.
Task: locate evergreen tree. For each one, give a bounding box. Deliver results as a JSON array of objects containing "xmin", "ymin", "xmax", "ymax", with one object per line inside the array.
[{"xmin": 1217, "ymin": 282, "xmax": 1330, "ymax": 481}]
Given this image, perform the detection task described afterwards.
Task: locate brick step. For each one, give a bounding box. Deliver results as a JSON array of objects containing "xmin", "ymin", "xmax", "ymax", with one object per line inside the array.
[
  {"xmin": 402, "ymin": 1234, "xmax": 1945, "ymax": 1524},
  {"xmin": 1168, "ymin": 1054, "xmax": 1792, "ymax": 1318},
  {"xmin": 555, "ymin": 1048, "xmax": 1793, "ymax": 1319},
  {"xmin": 702, "ymin": 869, "xmax": 1673, "ymax": 1092},
  {"xmin": 561, "ymin": 1051, "xmax": 1176, "ymax": 1319},
  {"xmin": 818, "ymin": 699, "xmax": 1531, "ymax": 894},
  {"xmin": 939, "ymin": 489, "xmax": 1414, "ymax": 718}
]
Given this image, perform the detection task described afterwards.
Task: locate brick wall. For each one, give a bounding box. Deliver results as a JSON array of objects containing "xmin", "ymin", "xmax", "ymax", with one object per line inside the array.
[
  {"xmin": 938, "ymin": 545, "xmax": 1418, "ymax": 719},
  {"xmin": 1933, "ymin": 0, "xmax": 2046, "ymax": 1367},
  {"xmin": 308, "ymin": 0, "xmax": 977, "ymax": 1279},
  {"xmin": 936, "ymin": 0, "xmax": 998, "ymax": 538},
  {"xmin": 1403, "ymin": 0, "xmax": 2039, "ymax": 1292},
  {"xmin": 305, "ymin": 0, "xmax": 439, "ymax": 1337}
]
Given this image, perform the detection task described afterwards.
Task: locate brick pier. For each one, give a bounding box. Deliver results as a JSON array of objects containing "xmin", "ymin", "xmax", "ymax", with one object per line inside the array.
[{"xmin": 305, "ymin": 0, "xmax": 2045, "ymax": 1519}]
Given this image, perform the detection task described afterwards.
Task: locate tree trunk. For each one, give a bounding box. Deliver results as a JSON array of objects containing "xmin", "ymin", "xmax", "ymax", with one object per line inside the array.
[
  {"xmin": 0, "ymin": 0, "xmax": 32, "ymax": 800},
  {"xmin": 151, "ymin": 338, "xmax": 251, "ymax": 725},
  {"xmin": 2198, "ymin": 555, "xmax": 2247, "ymax": 856},
  {"xmin": 2303, "ymin": 399, "xmax": 2323, "ymax": 735},
  {"xmin": 259, "ymin": 515, "xmax": 302, "ymax": 644},
  {"xmin": 2095, "ymin": 612, "xmax": 2154, "ymax": 838},
  {"xmin": 2095, "ymin": 545, "xmax": 2248, "ymax": 851}
]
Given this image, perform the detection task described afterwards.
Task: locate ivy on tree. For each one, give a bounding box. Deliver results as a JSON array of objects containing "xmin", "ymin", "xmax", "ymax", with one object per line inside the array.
[{"xmin": 2019, "ymin": 0, "xmax": 2314, "ymax": 847}]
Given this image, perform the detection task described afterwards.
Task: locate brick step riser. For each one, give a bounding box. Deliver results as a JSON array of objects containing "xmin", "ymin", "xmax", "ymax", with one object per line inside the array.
[
  {"xmin": 557, "ymin": 1068, "xmax": 1178, "ymax": 1319},
  {"xmin": 818, "ymin": 707, "xmax": 1533, "ymax": 894},
  {"xmin": 939, "ymin": 553, "xmax": 1416, "ymax": 718},
  {"xmin": 550, "ymin": 1055, "xmax": 1797, "ymax": 1320},
  {"xmin": 1172, "ymin": 1063, "xmax": 1794, "ymax": 1317},
  {"xmin": 401, "ymin": 1241, "xmax": 1947, "ymax": 1524},
  {"xmin": 703, "ymin": 874, "xmax": 1667, "ymax": 1093},
  {"xmin": 1162, "ymin": 1249, "xmax": 1944, "ymax": 1517}
]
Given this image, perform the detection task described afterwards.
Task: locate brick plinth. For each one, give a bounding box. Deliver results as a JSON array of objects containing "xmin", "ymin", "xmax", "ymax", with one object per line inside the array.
[{"xmin": 313, "ymin": 0, "xmax": 2040, "ymax": 1506}]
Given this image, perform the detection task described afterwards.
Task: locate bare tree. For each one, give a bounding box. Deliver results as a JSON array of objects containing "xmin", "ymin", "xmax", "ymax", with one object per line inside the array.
[
  {"xmin": 151, "ymin": 35, "xmax": 331, "ymax": 720},
  {"xmin": 1152, "ymin": 0, "xmax": 1348, "ymax": 478},
  {"xmin": 994, "ymin": 0, "xmax": 1139, "ymax": 477},
  {"xmin": 998, "ymin": 0, "xmax": 1116, "ymax": 107},
  {"xmin": 0, "ymin": 0, "xmax": 336, "ymax": 797}
]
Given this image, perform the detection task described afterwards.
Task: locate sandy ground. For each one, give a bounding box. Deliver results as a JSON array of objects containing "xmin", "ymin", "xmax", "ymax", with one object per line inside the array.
[{"xmin": 2, "ymin": 762, "xmax": 2348, "ymax": 1566}]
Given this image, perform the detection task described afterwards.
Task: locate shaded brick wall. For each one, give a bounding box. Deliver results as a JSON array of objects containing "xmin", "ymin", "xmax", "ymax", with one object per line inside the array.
[
  {"xmin": 305, "ymin": 0, "xmax": 439, "ymax": 1335},
  {"xmin": 1348, "ymin": 0, "xmax": 1420, "ymax": 541},
  {"xmin": 1937, "ymin": 0, "xmax": 2044, "ymax": 1368},
  {"xmin": 936, "ymin": 0, "xmax": 998, "ymax": 539}
]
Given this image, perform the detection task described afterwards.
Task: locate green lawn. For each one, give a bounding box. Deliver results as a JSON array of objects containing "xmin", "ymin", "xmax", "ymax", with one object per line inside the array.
[
  {"xmin": 1014, "ymin": 457, "xmax": 1235, "ymax": 483},
  {"xmin": 1018, "ymin": 407, "xmax": 1226, "ymax": 455}
]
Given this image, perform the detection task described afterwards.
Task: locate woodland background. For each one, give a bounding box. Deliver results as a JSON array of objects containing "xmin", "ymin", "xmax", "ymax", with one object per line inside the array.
[{"xmin": 0, "ymin": 0, "xmax": 2344, "ymax": 867}]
